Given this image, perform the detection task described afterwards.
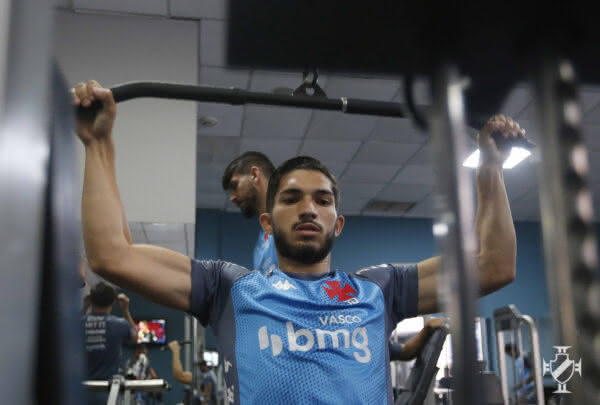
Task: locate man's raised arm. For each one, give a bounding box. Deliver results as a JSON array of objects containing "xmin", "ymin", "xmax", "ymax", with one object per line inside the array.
[
  {"xmin": 417, "ymin": 115, "xmax": 518, "ymax": 314},
  {"xmin": 74, "ymin": 80, "xmax": 191, "ymax": 311}
]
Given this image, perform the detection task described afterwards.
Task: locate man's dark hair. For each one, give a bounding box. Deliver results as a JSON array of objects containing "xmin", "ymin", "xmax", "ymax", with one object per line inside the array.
[
  {"xmin": 90, "ymin": 281, "xmax": 117, "ymax": 307},
  {"xmin": 266, "ymin": 156, "xmax": 340, "ymax": 212},
  {"xmin": 222, "ymin": 151, "xmax": 275, "ymax": 190},
  {"xmin": 504, "ymin": 343, "xmax": 519, "ymax": 356}
]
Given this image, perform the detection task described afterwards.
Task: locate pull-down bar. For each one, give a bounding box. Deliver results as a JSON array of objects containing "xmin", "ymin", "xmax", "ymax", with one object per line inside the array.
[
  {"xmin": 108, "ymin": 81, "xmax": 407, "ymax": 118},
  {"xmin": 87, "ymin": 81, "xmax": 534, "ymax": 150}
]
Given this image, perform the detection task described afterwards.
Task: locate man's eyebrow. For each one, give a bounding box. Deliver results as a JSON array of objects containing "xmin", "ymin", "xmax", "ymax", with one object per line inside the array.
[
  {"xmin": 279, "ymin": 188, "xmax": 333, "ymax": 196},
  {"xmin": 279, "ymin": 188, "xmax": 302, "ymax": 196},
  {"xmin": 314, "ymin": 189, "xmax": 334, "ymax": 196}
]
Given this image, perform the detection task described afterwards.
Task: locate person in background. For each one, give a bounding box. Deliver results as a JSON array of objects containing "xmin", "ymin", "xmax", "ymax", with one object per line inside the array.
[
  {"xmin": 168, "ymin": 341, "xmax": 217, "ymax": 405},
  {"xmin": 389, "ymin": 318, "xmax": 446, "ymax": 361},
  {"xmin": 504, "ymin": 343, "xmax": 536, "ymax": 404},
  {"xmin": 82, "ymin": 283, "xmax": 137, "ymax": 405},
  {"xmin": 125, "ymin": 344, "xmax": 160, "ymax": 405},
  {"xmin": 222, "ymin": 152, "xmax": 277, "ymax": 273}
]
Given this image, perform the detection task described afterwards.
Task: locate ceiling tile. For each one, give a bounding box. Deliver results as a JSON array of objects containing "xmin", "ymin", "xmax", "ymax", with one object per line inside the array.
[
  {"xmin": 200, "ymin": 19, "xmax": 225, "ymax": 66},
  {"xmin": 143, "ymin": 222, "xmax": 185, "ymax": 243},
  {"xmin": 515, "ymin": 102, "xmax": 536, "ymax": 121},
  {"xmin": 404, "ymin": 194, "xmax": 434, "ymax": 218},
  {"xmin": 306, "ymin": 112, "xmax": 377, "ymax": 141},
  {"xmin": 196, "ymin": 136, "xmax": 240, "ymax": 164},
  {"xmin": 199, "ymin": 66, "xmax": 250, "ymax": 88},
  {"xmin": 353, "ymin": 141, "xmax": 421, "ymax": 165},
  {"xmin": 342, "ymin": 164, "xmax": 399, "ymax": 183},
  {"xmin": 518, "ymin": 89, "xmax": 600, "ymax": 124},
  {"xmin": 243, "ymin": 105, "xmax": 312, "ymax": 139},
  {"xmin": 370, "ymin": 117, "xmax": 427, "ymax": 143},
  {"xmin": 393, "ymin": 165, "xmax": 434, "ymax": 185},
  {"xmin": 239, "ymin": 138, "xmax": 301, "ymax": 166},
  {"xmin": 579, "ymin": 88, "xmax": 600, "ymax": 113},
  {"xmin": 299, "ymin": 140, "xmax": 361, "ymax": 163},
  {"xmin": 583, "ymin": 125, "xmax": 600, "ymax": 152},
  {"xmin": 185, "ymin": 223, "xmax": 196, "ymax": 256},
  {"xmin": 196, "ymin": 193, "xmax": 227, "ymax": 209},
  {"xmin": 509, "ymin": 190, "xmax": 539, "ymax": 221},
  {"xmin": 155, "ymin": 241, "xmax": 188, "ymax": 255},
  {"xmin": 195, "ymin": 163, "xmax": 226, "ymax": 179},
  {"xmin": 503, "ymin": 161, "xmax": 538, "ymax": 201},
  {"xmin": 54, "ymin": 0, "xmax": 72, "ymax": 7},
  {"xmin": 498, "ymin": 86, "xmax": 532, "ymax": 117},
  {"xmin": 169, "ymin": 0, "xmax": 225, "ymax": 19},
  {"xmin": 324, "ymin": 76, "xmax": 399, "ymax": 100},
  {"xmin": 73, "ymin": 0, "xmax": 167, "ymax": 15},
  {"xmin": 325, "ymin": 162, "xmax": 349, "ymax": 178},
  {"xmin": 128, "ymin": 221, "xmax": 143, "ymax": 233},
  {"xmin": 377, "ymin": 183, "xmax": 431, "ymax": 202},
  {"xmin": 196, "ymin": 180, "xmax": 223, "ymax": 194},
  {"xmin": 339, "ymin": 198, "xmax": 371, "ymax": 215},
  {"xmin": 129, "ymin": 222, "xmax": 147, "ymax": 243},
  {"xmin": 396, "ymin": 77, "xmax": 431, "ymax": 105},
  {"xmin": 583, "ymin": 103, "xmax": 600, "ymax": 124},
  {"xmin": 250, "ymin": 70, "xmax": 328, "ymax": 93},
  {"xmin": 197, "ymin": 103, "xmax": 243, "ymax": 137},
  {"xmin": 406, "ymin": 144, "xmax": 431, "ymax": 165},
  {"xmin": 339, "ymin": 182, "xmax": 386, "ymax": 201}
]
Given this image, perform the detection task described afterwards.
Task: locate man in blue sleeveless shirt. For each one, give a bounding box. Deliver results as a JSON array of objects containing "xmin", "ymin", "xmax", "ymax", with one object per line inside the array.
[
  {"xmin": 222, "ymin": 152, "xmax": 277, "ymax": 273},
  {"xmin": 75, "ymin": 81, "xmax": 518, "ymax": 404}
]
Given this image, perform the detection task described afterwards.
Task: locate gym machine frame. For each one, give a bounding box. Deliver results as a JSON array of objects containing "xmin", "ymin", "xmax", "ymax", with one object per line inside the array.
[
  {"xmin": 494, "ymin": 305, "xmax": 544, "ymax": 405},
  {"xmin": 83, "ymin": 377, "xmax": 169, "ymax": 405}
]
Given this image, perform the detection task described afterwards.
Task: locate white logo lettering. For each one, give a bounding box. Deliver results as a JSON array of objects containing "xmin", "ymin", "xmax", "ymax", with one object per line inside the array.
[
  {"xmin": 224, "ymin": 360, "xmax": 232, "ymax": 373},
  {"xmin": 258, "ymin": 326, "xmax": 283, "ymax": 356},
  {"xmin": 316, "ymin": 328, "xmax": 350, "ymax": 349},
  {"xmin": 257, "ymin": 321, "xmax": 371, "ymax": 363},
  {"xmin": 272, "ymin": 280, "xmax": 297, "ymax": 291},
  {"xmin": 226, "ymin": 385, "xmax": 235, "ymax": 404},
  {"xmin": 351, "ymin": 327, "xmax": 371, "ymax": 363},
  {"xmin": 318, "ymin": 314, "xmax": 362, "ymax": 326}
]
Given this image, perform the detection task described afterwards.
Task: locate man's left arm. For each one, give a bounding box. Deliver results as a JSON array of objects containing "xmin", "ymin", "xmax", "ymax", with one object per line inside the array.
[{"xmin": 417, "ymin": 115, "xmax": 519, "ymax": 314}]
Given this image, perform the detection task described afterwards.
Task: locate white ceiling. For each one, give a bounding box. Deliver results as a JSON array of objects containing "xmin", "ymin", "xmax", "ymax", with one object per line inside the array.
[{"xmin": 55, "ymin": 2, "xmax": 600, "ymax": 250}]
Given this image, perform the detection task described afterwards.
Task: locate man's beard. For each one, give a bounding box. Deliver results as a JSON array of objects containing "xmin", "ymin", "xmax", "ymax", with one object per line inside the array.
[
  {"xmin": 272, "ymin": 222, "xmax": 335, "ymax": 265},
  {"xmin": 239, "ymin": 189, "xmax": 259, "ymax": 218}
]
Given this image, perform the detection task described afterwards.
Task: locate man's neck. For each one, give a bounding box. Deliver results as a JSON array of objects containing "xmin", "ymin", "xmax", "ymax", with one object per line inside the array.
[
  {"xmin": 257, "ymin": 178, "xmax": 269, "ymax": 215},
  {"xmin": 277, "ymin": 254, "xmax": 331, "ymax": 275},
  {"xmin": 91, "ymin": 305, "xmax": 112, "ymax": 314}
]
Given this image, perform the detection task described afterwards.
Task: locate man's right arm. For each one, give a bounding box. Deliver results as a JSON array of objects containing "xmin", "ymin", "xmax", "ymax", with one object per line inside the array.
[
  {"xmin": 74, "ymin": 81, "xmax": 191, "ymax": 311},
  {"xmin": 168, "ymin": 341, "xmax": 193, "ymax": 385}
]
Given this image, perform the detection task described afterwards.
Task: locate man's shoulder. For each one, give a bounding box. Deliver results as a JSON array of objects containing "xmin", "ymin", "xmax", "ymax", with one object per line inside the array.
[
  {"xmin": 192, "ymin": 258, "xmax": 250, "ymax": 275},
  {"xmin": 352, "ymin": 263, "xmax": 417, "ymax": 277}
]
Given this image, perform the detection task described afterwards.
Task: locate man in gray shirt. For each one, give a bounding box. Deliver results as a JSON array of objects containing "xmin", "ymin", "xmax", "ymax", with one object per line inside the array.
[{"xmin": 82, "ymin": 282, "xmax": 137, "ymax": 404}]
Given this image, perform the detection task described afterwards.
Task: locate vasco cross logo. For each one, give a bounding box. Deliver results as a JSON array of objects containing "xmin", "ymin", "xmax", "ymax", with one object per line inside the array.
[
  {"xmin": 543, "ymin": 346, "xmax": 582, "ymax": 394},
  {"xmin": 323, "ymin": 281, "xmax": 358, "ymax": 303}
]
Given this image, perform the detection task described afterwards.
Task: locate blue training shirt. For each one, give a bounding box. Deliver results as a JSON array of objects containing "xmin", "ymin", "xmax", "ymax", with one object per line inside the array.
[
  {"xmin": 189, "ymin": 259, "xmax": 418, "ymax": 405},
  {"xmin": 82, "ymin": 313, "xmax": 132, "ymax": 379},
  {"xmin": 253, "ymin": 229, "xmax": 277, "ymax": 273}
]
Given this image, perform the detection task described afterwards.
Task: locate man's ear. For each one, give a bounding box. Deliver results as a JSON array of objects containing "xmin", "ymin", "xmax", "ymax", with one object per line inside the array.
[
  {"xmin": 334, "ymin": 215, "xmax": 345, "ymax": 237},
  {"xmin": 259, "ymin": 212, "xmax": 273, "ymax": 234},
  {"xmin": 250, "ymin": 166, "xmax": 261, "ymax": 182}
]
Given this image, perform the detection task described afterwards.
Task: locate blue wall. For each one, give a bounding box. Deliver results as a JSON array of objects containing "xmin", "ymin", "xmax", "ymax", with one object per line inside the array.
[{"xmin": 123, "ymin": 210, "xmax": 564, "ymax": 404}]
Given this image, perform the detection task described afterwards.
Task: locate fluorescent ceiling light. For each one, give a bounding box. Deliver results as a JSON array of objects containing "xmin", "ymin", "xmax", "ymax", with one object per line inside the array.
[{"xmin": 462, "ymin": 147, "xmax": 531, "ymax": 169}]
